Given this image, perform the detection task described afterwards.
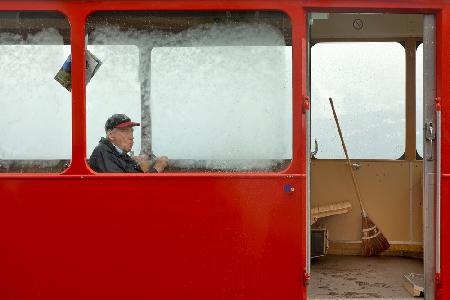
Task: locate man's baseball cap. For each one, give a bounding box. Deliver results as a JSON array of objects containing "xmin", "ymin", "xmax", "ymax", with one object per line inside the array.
[{"xmin": 105, "ymin": 114, "xmax": 140, "ymax": 131}]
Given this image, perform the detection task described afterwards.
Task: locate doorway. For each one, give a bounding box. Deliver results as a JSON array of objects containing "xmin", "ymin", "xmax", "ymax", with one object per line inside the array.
[{"xmin": 307, "ymin": 13, "xmax": 436, "ymax": 299}]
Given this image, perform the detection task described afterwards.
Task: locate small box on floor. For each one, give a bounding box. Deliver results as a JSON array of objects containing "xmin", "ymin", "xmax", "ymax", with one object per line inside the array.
[{"xmin": 311, "ymin": 228, "xmax": 328, "ymax": 258}]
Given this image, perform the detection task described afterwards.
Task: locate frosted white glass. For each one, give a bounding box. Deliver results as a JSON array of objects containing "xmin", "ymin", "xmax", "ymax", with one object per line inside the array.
[
  {"xmin": 150, "ymin": 46, "xmax": 292, "ymax": 160},
  {"xmin": 0, "ymin": 30, "xmax": 71, "ymax": 159}
]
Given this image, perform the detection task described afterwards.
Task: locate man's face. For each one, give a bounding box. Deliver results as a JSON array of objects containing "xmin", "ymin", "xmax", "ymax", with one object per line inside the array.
[{"xmin": 108, "ymin": 127, "xmax": 134, "ymax": 153}]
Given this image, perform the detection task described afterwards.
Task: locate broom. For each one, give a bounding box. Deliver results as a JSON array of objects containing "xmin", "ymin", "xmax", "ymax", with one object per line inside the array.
[{"xmin": 328, "ymin": 97, "xmax": 390, "ymax": 256}]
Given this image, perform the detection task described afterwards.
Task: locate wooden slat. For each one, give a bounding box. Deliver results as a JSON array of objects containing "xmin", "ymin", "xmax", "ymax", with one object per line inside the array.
[{"xmin": 311, "ymin": 200, "xmax": 352, "ymax": 224}]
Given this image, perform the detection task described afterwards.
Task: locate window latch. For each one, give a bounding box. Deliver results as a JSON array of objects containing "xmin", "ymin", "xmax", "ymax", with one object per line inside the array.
[{"xmin": 425, "ymin": 121, "xmax": 435, "ymax": 161}]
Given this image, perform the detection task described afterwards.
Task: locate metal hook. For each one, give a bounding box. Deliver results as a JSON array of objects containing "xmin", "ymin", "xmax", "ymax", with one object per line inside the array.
[{"xmin": 311, "ymin": 139, "xmax": 318, "ymax": 158}]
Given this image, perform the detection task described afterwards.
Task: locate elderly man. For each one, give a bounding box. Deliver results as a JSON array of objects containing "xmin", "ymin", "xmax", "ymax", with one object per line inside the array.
[{"xmin": 89, "ymin": 114, "xmax": 168, "ymax": 173}]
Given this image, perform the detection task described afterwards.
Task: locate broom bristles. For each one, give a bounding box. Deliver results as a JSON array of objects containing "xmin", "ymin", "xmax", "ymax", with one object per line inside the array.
[{"xmin": 361, "ymin": 214, "xmax": 390, "ymax": 256}]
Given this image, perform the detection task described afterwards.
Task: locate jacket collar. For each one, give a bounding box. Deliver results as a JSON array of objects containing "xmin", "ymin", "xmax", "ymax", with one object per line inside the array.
[{"xmin": 100, "ymin": 137, "xmax": 124, "ymax": 155}]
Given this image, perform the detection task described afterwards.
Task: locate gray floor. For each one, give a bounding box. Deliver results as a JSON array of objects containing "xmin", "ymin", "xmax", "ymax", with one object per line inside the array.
[{"xmin": 308, "ymin": 255, "xmax": 423, "ymax": 299}]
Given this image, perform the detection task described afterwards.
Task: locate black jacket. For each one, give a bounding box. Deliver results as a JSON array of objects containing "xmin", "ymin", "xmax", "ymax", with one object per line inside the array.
[{"xmin": 89, "ymin": 138, "xmax": 156, "ymax": 173}]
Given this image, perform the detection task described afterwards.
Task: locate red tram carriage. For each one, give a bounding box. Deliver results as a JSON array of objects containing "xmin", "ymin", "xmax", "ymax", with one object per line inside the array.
[{"xmin": 0, "ymin": 0, "xmax": 448, "ymax": 299}]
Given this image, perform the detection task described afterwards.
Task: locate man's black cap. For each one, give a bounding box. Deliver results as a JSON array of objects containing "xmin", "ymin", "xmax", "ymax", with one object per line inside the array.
[{"xmin": 105, "ymin": 114, "xmax": 140, "ymax": 131}]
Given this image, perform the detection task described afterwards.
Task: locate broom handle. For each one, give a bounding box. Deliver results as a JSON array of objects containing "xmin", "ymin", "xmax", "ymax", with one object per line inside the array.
[{"xmin": 328, "ymin": 98, "xmax": 366, "ymax": 213}]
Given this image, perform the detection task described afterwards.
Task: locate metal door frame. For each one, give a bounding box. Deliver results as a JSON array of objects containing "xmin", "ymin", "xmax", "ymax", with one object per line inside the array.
[
  {"xmin": 306, "ymin": 12, "xmax": 439, "ymax": 300},
  {"xmin": 423, "ymin": 14, "xmax": 438, "ymax": 300}
]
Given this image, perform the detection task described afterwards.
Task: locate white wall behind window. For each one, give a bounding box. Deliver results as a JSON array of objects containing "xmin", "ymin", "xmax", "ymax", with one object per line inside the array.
[
  {"xmin": 416, "ymin": 43, "xmax": 423, "ymax": 158},
  {"xmin": 311, "ymin": 42, "xmax": 405, "ymax": 159},
  {"xmin": 0, "ymin": 30, "xmax": 71, "ymax": 159},
  {"xmin": 150, "ymin": 46, "xmax": 292, "ymax": 160},
  {"xmin": 86, "ymin": 45, "xmax": 141, "ymax": 156}
]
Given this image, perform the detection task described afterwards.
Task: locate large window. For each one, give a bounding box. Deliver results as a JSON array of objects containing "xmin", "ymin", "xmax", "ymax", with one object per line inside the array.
[
  {"xmin": 86, "ymin": 11, "xmax": 292, "ymax": 172},
  {"xmin": 311, "ymin": 42, "xmax": 406, "ymax": 159},
  {"xmin": 0, "ymin": 12, "xmax": 71, "ymax": 173}
]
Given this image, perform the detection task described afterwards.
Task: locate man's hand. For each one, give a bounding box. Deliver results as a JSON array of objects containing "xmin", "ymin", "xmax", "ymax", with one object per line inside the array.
[
  {"xmin": 153, "ymin": 156, "xmax": 169, "ymax": 173},
  {"xmin": 132, "ymin": 154, "xmax": 151, "ymax": 172}
]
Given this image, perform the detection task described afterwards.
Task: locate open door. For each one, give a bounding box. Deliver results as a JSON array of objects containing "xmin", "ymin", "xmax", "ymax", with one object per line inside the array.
[
  {"xmin": 305, "ymin": 12, "xmax": 312, "ymax": 288},
  {"xmin": 423, "ymin": 14, "xmax": 438, "ymax": 300}
]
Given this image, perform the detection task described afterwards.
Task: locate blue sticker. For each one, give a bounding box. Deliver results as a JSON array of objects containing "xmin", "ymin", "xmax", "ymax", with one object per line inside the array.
[{"xmin": 284, "ymin": 184, "xmax": 293, "ymax": 193}]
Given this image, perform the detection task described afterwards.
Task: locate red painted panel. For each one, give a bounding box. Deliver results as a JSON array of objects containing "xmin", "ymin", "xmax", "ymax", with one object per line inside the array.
[
  {"xmin": 439, "ymin": 176, "xmax": 450, "ymax": 299},
  {"xmin": 302, "ymin": 0, "xmax": 443, "ymax": 12},
  {"xmin": 436, "ymin": 7, "xmax": 450, "ymax": 300},
  {"xmin": 0, "ymin": 1, "xmax": 308, "ymax": 298},
  {"xmin": 0, "ymin": 177, "xmax": 304, "ymax": 299},
  {"xmin": 2, "ymin": 0, "xmax": 450, "ymax": 299},
  {"xmin": 439, "ymin": 8, "xmax": 450, "ymax": 174}
]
